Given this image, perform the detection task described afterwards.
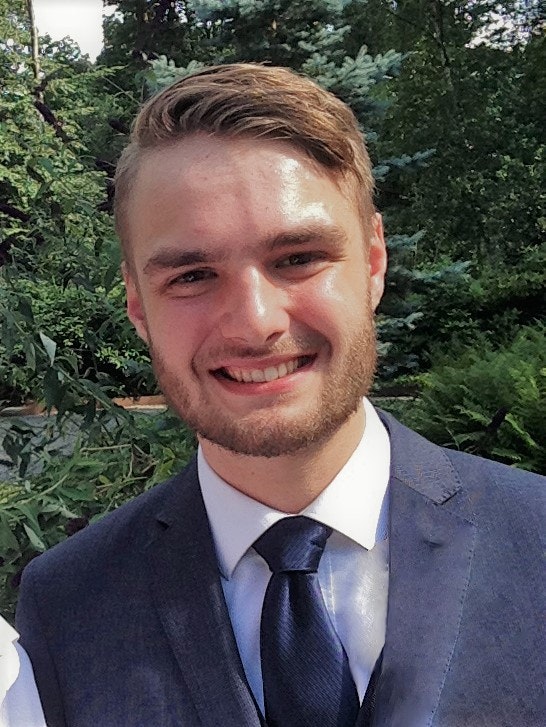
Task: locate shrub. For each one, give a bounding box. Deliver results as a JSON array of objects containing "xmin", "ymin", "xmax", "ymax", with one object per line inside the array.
[
  {"xmin": 0, "ymin": 274, "xmax": 155, "ymax": 406},
  {"xmin": 399, "ymin": 325, "xmax": 545, "ymax": 474},
  {"xmin": 0, "ymin": 409, "xmax": 195, "ymax": 623}
]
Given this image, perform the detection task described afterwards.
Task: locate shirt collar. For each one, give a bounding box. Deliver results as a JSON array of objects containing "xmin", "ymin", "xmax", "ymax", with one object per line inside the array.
[{"xmin": 198, "ymin": 399, "xmax": 390, "ymax": 579}]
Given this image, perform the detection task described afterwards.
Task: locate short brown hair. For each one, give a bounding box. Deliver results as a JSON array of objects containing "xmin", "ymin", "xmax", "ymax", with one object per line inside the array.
[{"xmin": 114, "ymin": 63, "xmax": 375, "ymax": 254}]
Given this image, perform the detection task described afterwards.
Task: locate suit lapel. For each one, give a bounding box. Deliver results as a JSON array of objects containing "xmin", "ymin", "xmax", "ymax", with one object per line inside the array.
[
  {"xmin": 145, "ymin": 459, "xmax": 262, "ymax": 727},
  {"xmin": 369, "ymin": 414, "xmax": 477, "ymax": 727}
]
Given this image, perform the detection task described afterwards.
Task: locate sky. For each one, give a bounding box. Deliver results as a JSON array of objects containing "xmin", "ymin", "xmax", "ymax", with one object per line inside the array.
[{"xmin": 33, "ymin": 0, "xmax": 116, "ymax": 61}]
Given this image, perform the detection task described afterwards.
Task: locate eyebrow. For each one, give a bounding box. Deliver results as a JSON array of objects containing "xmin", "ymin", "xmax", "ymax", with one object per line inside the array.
[
  {"xmin": 144, "ymin": 248, "xmax": 223, "ymax": 274},
  {"xmin": 143, "ymin": 224, "xmax": 348, "ymax": 276},
  {"xmin": 265, "ymin": 225, "xmax": 348, "ymax": 252}
]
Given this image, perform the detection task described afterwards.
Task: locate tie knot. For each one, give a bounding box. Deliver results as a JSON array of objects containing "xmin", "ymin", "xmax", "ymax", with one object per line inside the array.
[{"xmin": 253, "ymin": 516, "xmax": 332, "ymax": 574}]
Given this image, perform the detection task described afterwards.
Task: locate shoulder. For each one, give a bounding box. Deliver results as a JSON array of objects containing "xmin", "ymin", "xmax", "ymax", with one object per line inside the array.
[
  {"xmin": 380, "ymin": 408, "xmax": 544, "ymax": 484},
  {"xmin": 19, "ymin": 455, "xmax": 199, "ymax": 588},
  {"xmin": 380, "ymin": 410, "xmax": 544, "ymax": 592},
  {"xmin": 444, "ymin": 443, "xmax": 543, "ymax": 496},
  {"xmin": 379, "ymin": 408, "xmax": 544, "ymax": 519}
]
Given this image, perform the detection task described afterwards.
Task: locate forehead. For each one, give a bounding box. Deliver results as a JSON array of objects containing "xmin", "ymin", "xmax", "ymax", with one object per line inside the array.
[
  {"xmin": 135, "ymin": 134, "xmax": 346, "ymax": 192},
  {"xmin": 136, "ymin": 133, "xmax": 341, "ymax": 185},
  {"xmin": 124, "ymin": 135, "xmax": 362, "ymax": 265}
]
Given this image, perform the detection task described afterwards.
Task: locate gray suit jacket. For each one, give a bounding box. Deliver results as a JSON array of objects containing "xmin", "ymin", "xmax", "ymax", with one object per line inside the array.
[{"xmin": 16, "ymin": 413, "xmax": 544, "ymax": 726}]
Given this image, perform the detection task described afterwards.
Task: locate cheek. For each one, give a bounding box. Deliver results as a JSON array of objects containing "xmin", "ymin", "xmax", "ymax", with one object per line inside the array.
[
  {"xmin": 295, "ymin": 269, "xmax": 368, "ymax": 333},
  {"xmin": 143, "ymin": 297, "xmax": 214, "ymax": 358}
]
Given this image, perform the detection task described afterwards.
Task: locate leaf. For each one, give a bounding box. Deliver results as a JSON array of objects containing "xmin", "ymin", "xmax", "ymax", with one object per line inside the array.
[
  {"xmin": 39, "ymin": 332, "xmax": 57, "ymax": 365},
  {"xmin": 17, "ymin": 297, "xmax": 34, "ymax": 322},
  {"xmin": 43, "ymin": 367, "xmax": 63, "ymax": 410},
  {"xmin": 23, "ymin": 523, "xmax": 47, "ymax": 553},
  {"xmin": 0, "ymin": 514, "xmax": 20, "ymax": 552},
  {"xmin": 24, "ymin": 341, "xmax": 36, "ymax": 371},
  {"xmin": 503, "ymin": 414, "xmax": 538, "ymax": 450},
  {"xmin": 37, "ymin": 157, "xmax": 55, "ymax": 175}
]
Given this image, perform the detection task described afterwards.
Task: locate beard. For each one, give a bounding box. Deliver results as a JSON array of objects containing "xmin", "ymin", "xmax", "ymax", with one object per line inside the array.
[{"xmin": 149, "ymin": 307, "xmax": 377, "ymax": 458}]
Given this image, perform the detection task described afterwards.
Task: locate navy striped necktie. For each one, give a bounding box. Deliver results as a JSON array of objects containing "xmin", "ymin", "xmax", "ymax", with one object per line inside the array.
[{"xmin": 254, "ymin": 516, "xmax": 360, "ymax": 727}]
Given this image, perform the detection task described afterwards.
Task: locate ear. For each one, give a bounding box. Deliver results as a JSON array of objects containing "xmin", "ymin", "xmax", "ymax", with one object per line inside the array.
[
  {"xmin": 122, "ymin": 261, "xmax": 149, "ymax": 344},
  {"xmin": 368, "ymin": 212, "xmax": 387, "ymax": 312}
]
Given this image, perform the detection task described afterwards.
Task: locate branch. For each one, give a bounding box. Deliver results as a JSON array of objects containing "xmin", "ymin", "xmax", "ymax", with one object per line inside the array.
[
  {"xmin": 33, "ymin": 100, "xmax": 72, "ymax": 142},
  {"xmin": 0, "ymin": 203, "xmax": 30, "ymax": 222},
  {"xmin": 429, "ymin": 0, "xmax": 462, "ymax": 118},
  {"xmin": 108, "ymin": 117, "xmax": 130, "ymax": 135},
  {"xmin": 33, "ymin": 68, "xmax": 67, "ymax": 96},
  {"xmin": 25, "ymin": 0, "xmax": 71, "ymax": 142},
  {"xmin": 26, "ymin": 0, "xmax": 42, "ymax": 102},
  {"xmin": 485, "ymin": 407, "xmax": 509, "ymax": 435}
]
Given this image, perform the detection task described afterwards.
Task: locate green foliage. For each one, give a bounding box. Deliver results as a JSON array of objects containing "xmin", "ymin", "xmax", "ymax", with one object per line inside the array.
[
  {"xmin": 398, "ymin": 326, "xmax": 546, "ymax": 474},
  {"xmin": 0, "ymin": 275, "xmax": 153, "ymax": 404},
  {"xmin": 194, "ymin": 0, "xmax": 353, "ymax": 68},
  {"xmin": 1, "ymin": 0, "xmax": 543, "ymax": 622},
  {"xmin": 0, "ymin": 410, "xmax": 196, "ymax": 623},
  {"xmin": 367, "ymin": 3, "xmax": 545, "ymax": 268},
  {"xmin": 98, "ymin": 0, "xmax": 215, "ymax": 103},
  {"xmin": 0, "ymin": 4, "xmax": 155, "ymax": 406}
]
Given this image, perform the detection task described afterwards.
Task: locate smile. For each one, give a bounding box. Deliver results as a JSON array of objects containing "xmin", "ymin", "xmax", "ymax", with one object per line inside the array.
[{"xmin": 214, "ymin": 355, "xmax": 315, "ymax": 383}]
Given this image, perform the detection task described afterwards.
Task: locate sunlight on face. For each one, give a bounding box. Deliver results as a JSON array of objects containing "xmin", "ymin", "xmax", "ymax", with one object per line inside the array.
[{"xmin": 123, "ymin": 135, "xmax": 386, "ymax": 456}]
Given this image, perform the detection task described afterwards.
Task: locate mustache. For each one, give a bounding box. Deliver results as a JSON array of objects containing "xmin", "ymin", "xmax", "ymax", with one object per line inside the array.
[{"xmin": 201, "ymin": 335, "xmax": 325, "ymax": 363}]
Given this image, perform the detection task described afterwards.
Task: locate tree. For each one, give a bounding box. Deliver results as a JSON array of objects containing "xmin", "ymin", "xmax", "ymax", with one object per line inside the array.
[
  {"xmin": 0, "ymin": 0, "xmax": 155, "ymax": 408},
  {"xmin": 98, "ymin": 0, "xmax": 213, "ymax": 91},
  {"xmin": 340, "ymin": 0, "xmax": 545, "ymax": 355}
]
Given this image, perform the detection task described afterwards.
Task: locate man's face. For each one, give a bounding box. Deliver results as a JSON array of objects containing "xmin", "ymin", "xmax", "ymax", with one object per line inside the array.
[{"xmin": 123, "ymin": 135, "xmax": 386, "ymax": 457}]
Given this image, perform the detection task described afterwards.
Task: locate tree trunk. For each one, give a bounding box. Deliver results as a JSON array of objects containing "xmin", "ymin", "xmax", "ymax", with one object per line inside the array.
[{"xmin": 26, "ymin": 0, "xmax": 43, "ymax": 102}]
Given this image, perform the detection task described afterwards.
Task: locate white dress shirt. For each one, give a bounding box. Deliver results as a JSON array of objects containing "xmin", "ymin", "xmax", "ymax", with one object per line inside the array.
[
  {"xmin": 0, "ymin": 617, "xmax": 46, "ymax": 727},
  {"xmin": 199, "ymin": 398, "xmax": 390, "ymax": 712}
]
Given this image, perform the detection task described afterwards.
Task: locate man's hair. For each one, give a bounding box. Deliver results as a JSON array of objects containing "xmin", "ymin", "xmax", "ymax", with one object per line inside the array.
[{"xmin": 114, "ymin": 63, "xmax": 375, "ymax": 255}]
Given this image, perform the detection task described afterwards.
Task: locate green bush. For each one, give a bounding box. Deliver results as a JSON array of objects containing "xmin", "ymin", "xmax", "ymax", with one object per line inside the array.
[
  {"xmin": 0, "ymin": 409, "xmax": 195, "ymax": 623},
  {"xmin": 0, "ymin": 276, "xmax": 154, "ymax": 404},
  {"xmin": 399, "ymin": 325, "xmax": 545, "ymax": 474}
]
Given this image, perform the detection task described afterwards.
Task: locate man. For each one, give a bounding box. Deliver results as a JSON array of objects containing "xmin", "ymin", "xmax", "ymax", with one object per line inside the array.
[
  {"xmin": 17, "ymin": 64, "xmax": 544, "ymax": 726},
  {"xmin": 0, "ymin": 615, "xmax": 45, "ymax": 726}
]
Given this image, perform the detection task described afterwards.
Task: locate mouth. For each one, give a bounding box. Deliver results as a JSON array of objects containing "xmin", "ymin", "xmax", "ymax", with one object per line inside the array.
[{"xmin": 212, "ymin": 355, "xmax": 315, "ymax": 384}]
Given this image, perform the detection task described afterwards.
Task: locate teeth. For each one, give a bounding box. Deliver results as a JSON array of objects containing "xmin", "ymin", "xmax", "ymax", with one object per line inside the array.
[
  {"xmin": 223, "ymin": 357, "xmax": 307, "ymax": 383},
  {"xmin": 264, "ymin": 367, "xmax": 277, "ymax": 382}
]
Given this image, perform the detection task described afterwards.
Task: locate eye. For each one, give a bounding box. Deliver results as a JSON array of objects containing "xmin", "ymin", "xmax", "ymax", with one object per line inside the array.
[
  {"xmin": 276, "ymin": 252, "xmax": 323, "ymax": 268},
  {"xmin": 170, "ymin": 268, "xmax": 216, "ymax": 285}
]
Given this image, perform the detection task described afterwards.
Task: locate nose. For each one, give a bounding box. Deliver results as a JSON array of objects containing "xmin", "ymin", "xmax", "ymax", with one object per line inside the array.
[{"xmin": 217, "ymin": 268, "xmax": 290, "ymax": 345}]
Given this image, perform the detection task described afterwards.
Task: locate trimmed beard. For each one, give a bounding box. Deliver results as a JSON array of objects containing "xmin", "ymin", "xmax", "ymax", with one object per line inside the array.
[{"xmin": 150, "ymin": 310, "xmax": 377, "ymax": 458}]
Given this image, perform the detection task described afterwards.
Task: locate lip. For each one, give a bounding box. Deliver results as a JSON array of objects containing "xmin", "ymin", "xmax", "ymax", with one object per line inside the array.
[
  {"xmin": 210, "ymin": 355, "xmax": 317, "ymax": 395},
  {"xmin": 211, "ymin": 353, "xmax": 313, "ymax": 371}
]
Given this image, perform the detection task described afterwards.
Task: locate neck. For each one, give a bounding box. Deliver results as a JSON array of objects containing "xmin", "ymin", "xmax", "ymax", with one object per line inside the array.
[{"xmin": 199, "ymin": 404, "xmax": 366, "ymax": 513}]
